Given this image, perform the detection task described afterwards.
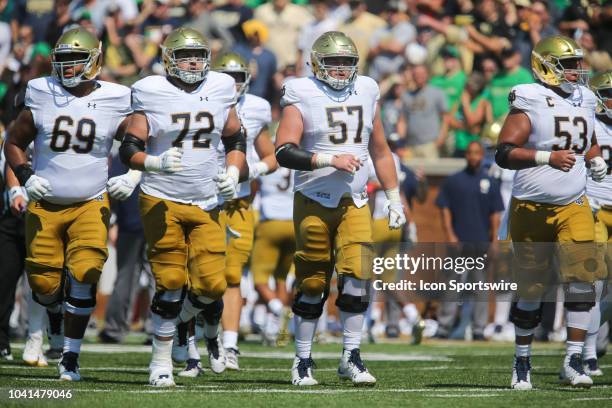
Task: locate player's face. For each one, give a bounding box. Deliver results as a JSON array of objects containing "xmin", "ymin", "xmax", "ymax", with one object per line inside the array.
[
  {"xmin": 226, "ymin": 71, "xmax": 247, "ymax": 92},
  {"xmin": 559, "ymin": 57, "xmax": 583, "ymax": 83},
  {"xmin": 324, "ymin": 56, "xmax": 356, "ymax": 80},
  {"xmin": 174, "ymin": 49, "xmax": 206, "ymax": 71},
  {"xmin": 599, "ymin": 88, "xmax": 612, "ymax": 109},
  {"xmin": 54, "ymin": 52, "xmax": 88, "ymax": 78}
]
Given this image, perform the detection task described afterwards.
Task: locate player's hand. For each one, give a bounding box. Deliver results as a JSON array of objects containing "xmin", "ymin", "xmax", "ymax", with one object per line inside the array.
[
  {"xmin": 384, "ymin": 188, "xmax": 406, "ymax": 229},
  {"xmin": 331, "ymin": 154, "xmax": 361, "ymax": 174},
  {"xmin": 107, "ymin": 170, "xmax": 142, "ymax": 201},
  {"xmin": 549, "ymin": 150, "xmax": 575, "ymax": 172},
  {"xmin": 144, "ymin": 147, "xmax": 183, "ymax": 173},
  {"xmin": 589, "ymin": 156, "xmax": 607, "ymax": 183},
  {"xmin": 24, "ymin": 175, "xmax": 52, "ymax": 201},
  {"xmin": 215, "ymin": 165, "xmax": 240, "ymax": 201},
  {"xmin": 9, "ymin": 186, "xmax": 28, "ymax": 216}
]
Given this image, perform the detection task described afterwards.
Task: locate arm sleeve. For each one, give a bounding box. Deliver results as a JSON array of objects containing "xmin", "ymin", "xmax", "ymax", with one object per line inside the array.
[
  {"xmin": 130, "ymin": 83, "xmax": 156, "ymax": 136},
  {"xmin": 508, "ymin": 85, "xmax": 535, "ymax": 124},
  {"xmin": 24, "ymin": 82, "xmax": 40, "ymax": 127},
  {"xmin": 280, "ymin": 80, "xmax": 305, "ymax": 117}
]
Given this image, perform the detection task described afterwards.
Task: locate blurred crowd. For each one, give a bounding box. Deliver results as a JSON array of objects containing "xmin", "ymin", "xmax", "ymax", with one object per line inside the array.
[
  {"xmin": 1, "ymin": 0, "xmax": 611, "ymax": 157},
  {"xmin": 0, "ymin": 0, "xmax": 612, "ymax": 352}
]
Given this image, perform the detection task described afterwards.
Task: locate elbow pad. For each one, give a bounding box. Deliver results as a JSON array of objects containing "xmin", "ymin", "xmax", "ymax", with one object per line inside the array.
[
  {"xmin": 119, "ymin": 134, "xmax": 146, "ymax": 166},
  {"xmin": 495, "ymin": 143, "xmax": 518, "ymax": 169},
  {"xmin": 275, "ymin": 143, "xmax": 314, "ymax": 171},
  {"xmin": 222, "ymin": 127, "xmax": 247, "ymax": 154}
]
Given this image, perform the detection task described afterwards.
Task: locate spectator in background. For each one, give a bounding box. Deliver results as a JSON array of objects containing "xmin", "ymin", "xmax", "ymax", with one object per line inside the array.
[
  {"xmin": 45, "ymin": 0, "xmax": 75, "ymax": 48},
  {"xmin": 480, "ymin": 54, "xmax": 499, "ymax": 83},
  {"xmin": 296, "ymin": 0, "xmax": 337, "ymax": 77},
  {"xmin": 12, "ymin": 0, "xmax": 54, "ymax": 43},
  {"xmin": 515, "ymin": 0, "xmax": 559, "ymax": 70},
  {"xmin": 430, "ymin": 45, "xmax": 467, "ymax": 114},
  {"xmin": 466, "ymin": 0, "xmax": 515, "ymax": 55},
  {"xmin": 577, "ymin": 30, "xmax": 612, "ymax": 73},
  {"xmin": 254, "ymin": 0, "xmax": 312, "ymax": 71},
  {"xmin": 339, "ymin": 0, "xmax": 385, "ymax": 74},
  {"xmin": 435, "ymin": 141, "xmax": 504, "ymax": 340},
  {"xmin": 186, "ymin": 0, "xmax": 235, "ymax": 54},
  {"xmin": 484, "ymin": 47, "xmax": 533, "ymax": 120},
  {"xmin": 212, "ymin": 0, "xmax": 254, "ymax": 45},
  {"xmin": 449, "ymin": 72, "xmax": 492, "ymax": 157},
  {"xmin": 70, "ymin": 0, "xmax": 139, "ymax": 35},
  {"xmin": 367, "ymin": 1, "xmax": 416, "ymax": 81},
  {"xmin": 103, "ymin": 5, "xmax": 139, "ymax": 85},
  {"xmin": 233, "ymin": 19, "xmax": 277, "ymax": 101},
  {"xmin": 397, "ymin": 64, "xmax": 448, "ymax": 159}
]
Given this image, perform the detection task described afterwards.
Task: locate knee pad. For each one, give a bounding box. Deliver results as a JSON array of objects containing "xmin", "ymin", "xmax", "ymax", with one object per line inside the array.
[
  {"xmin": 564, "ymin": 282, "xmax": 596, "ymax": 312},
  {"xmin": 509, "ymin": 302, "xmax": 542, "ymax": 330},
  {"xmin": 151, "ymin": 288, "xmax": 185, "ymax": 319},
  {"xmin": 335, "ymin": 275, "xmax": 370, "ymax": 313},
  {"xmin": 292, "ymin": 292, "xmax": 326, "ymax": 319},
  {"xmin": 64, "ymin": 271, "xmax": 96, "ymax": 316},
  {"xmin": 67, "ymin": 248, "xmax": 106, "ymax": 284}
]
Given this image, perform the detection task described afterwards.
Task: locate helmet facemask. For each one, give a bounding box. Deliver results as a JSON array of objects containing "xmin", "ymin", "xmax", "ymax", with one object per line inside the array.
[
  {"xmin": 313, "ymin": 55, "xmax": 358, "ymax": 90},
  {"xmin": 52, "ymin": 48, "xmax": 99, "ymax": 88},
  {"xmin": 535, "ymin": 52, "xmax": 589, "ymax": 93},
  {"xmin": 165, "ymin": 47, "xmax": 210, "ymax": 84},
  {"xmin": 225, "ymin": 70, "xmax": 251, "ymax": 98},
  {"xmin": 595, "ymin": 87, "xmax": 612, "ymax": 119}
]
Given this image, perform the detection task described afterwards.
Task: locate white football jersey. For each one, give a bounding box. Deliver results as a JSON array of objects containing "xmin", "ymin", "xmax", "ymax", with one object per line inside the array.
[
  {"xmin": 367, "ymin": 153, "xmax": 401, "ymax": 220},
  {"xmin": 587, "ymin": 117, "xmax": 612, "ymax": 206},
  {"xmin": 259, "ymin": 166, "xmax": 294, "ymax": 221},
  {"xmin": 217, "ymin": 93, "xmax": 272, "ymax": 203},
  {"xmin": 281, "ymin": 76, "xmax": 379, "ymax": 208},
  {"xmin": 510, "ymin": 83, "xmax": 597, "ymax": 205},
  {"xmin": 132, "ymin": 73, "xmax": 236, "ymax": 210},
  {"xmin": 26, "ymin": 77, "xmax": 131, "ymax": 204}
]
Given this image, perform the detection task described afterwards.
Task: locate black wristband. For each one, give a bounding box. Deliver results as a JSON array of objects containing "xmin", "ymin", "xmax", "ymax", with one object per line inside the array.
[
  {"xmin": 15, "ymin": 164, "xmax": 34, "ymax": 186},
  {"xmin": 222, "ymin": 127, "xmax": 247, "ymax": 154}
]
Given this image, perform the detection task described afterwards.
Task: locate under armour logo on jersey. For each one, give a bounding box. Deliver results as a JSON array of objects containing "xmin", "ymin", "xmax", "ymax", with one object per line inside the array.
[
  {"xmin": 88, "ymin": 102, "xmax": 96, "ymax": 109},
  {"xmin": 200, "ymin": 96, "xmax": 208, "ymax": 101}
]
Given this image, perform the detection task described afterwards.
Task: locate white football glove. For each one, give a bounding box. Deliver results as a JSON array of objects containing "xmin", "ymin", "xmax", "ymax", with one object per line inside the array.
[
  {"xmin": 107, "ymin": 170, "xmax": 142, "ymax": 201},
  {"xmin": 144, "ymin": 147, "xmax": 183, "ymax": 173},
  {"xmin": 589, "ymin": 156, "xmax": 607, "ymax": 183},
  {"xmin": 384, "ymin": 188, "xmax": 406, "ymax": 230},
  {"xmin": 24, "ymin": 175, "xmax": 52, "ymax": 201},
  {"xmin": 215, "ymin": 165, "xmax": 240, "ymax": 201},
  {"xmin": 248, "ymin": 161, "xmax": 269, "ymax": 180}
]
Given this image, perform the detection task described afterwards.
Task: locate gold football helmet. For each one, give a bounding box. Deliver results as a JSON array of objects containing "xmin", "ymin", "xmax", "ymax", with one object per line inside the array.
[
  {"xmin": 212, "ymin": 52, "xmax": 251, "ymax": 98},
  {"xmin": 590, "ymin": 71, "xmax": 612, "ymax": 118},
  {"xmin": 51, "ymin": 27, "xmax": 102, "ymax": 88},
  {"xmin": 310, "ymin": 31, "xmax": 359, "ymax": 90},
  {"xmin": 531, "ymin": 35, "xmax": 588, "ymax": 93},
  {"xmin": 480, "ymin": 114, "xmax": 507, "ymax": 149},
  {"xmin": 162, "ymin": 28, "xmax": 210, "ymax": 84}
]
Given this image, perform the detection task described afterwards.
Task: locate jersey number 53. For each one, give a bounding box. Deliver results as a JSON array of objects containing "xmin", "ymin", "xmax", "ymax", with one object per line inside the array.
[{"xmin": 551, "ymin": 116, "xmax": 588, "ymax": 153}]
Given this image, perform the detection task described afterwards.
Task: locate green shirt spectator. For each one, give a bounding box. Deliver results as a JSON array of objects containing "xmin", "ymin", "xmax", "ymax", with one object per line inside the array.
[
  {"xmin": 430, "ymin": 46, "xmax": 467, "ymax": 111},
  {"xmin": 485, "ymin": 48, "xmax": 534, "ymax": 119}
]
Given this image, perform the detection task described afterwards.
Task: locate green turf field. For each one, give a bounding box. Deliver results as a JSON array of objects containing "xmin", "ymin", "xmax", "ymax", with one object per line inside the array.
[{"xmin": 1, "ymin": 340, "xmax": 611, "ymax": 407}]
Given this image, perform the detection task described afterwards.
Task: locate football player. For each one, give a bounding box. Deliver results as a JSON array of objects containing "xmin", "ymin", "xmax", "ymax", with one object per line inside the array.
[
  {"xmin": 275, "ymin": 31, "xmax": 406, "ymax": 386},
  {"xmin": 252, "ymin": 166, "xmax": 295, "ymax": 346},
  {"xmin": 495, "ymin": 35, "xmax": 607, "ymax": 390},
  {"xmin": 119, "ymin": 28, "xmax": 247, "ymax": 387},
  {"xmin": 173, "ymin": 52, "xmax": 276, "ymax": 375},
  {"xmin": 3, "ymin": 27, "xmax": 133, "ymax": 381},
  {"xmin": 584, "ymin": 71, "xmax": 612, "ymax": 377}
]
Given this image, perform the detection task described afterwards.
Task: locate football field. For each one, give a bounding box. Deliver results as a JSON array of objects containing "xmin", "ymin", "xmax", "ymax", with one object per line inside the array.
[{"xmin": 1, "ymin": 341, "xmax": 611, "ymax": 407}]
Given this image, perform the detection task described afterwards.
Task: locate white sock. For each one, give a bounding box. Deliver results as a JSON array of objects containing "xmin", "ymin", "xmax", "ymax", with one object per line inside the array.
[
  {"xmin": 188, "ymin": 335, "xmax": 200, "ymax": 360},
  {"xmin": 150, "ymin": 337, "xmax": 173, "ymax": 370},
  {"xmin": 204, "ymin": 322, "xmax": 218, "ymax": 340},
  {"xmin": 223, "ymin": 331, "xmax": 238, "ymax": 350},
  {"xmin": 294, "ymin": 315, "xmax": 318, "ymax": 359},
  {"xmin": 341, "ymin": 311, "xmax": 364, "ymax": 351},
  {"xmin": 27, "ymin": 295, "xmax": 46, "ymax": 338},
  {"xmin": 402, "ymin": 304, "xmax": 419, "ymax": 326},
  {"xmin": 515, "ymin": 343, "xmax": 531, "ymax": 358},
  {"xmin": 584, "ymin": 331, "xmax": 598, "ymax": 360},
  {"xmin": 264, "ymin": 312, "xmax": 280, "ymax": 337},
  {"xmin": 566, "ymin": 340, "xmax": 584, "ymax": 363},
  {"xmin": 63, "ymin": 336, "xmax": 82, "ymax": 354},
  {"xmin": 494, "ymin": 292, "xmax": 513, "ymax": 326},
  {"xmin": 268, "ymin": 298, "xmax": 284, "ymax": 316}
]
